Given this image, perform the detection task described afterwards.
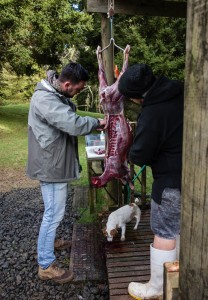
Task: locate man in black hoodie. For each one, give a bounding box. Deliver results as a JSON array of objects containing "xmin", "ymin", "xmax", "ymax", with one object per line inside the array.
[{"xmin": 118, "ymin": 64, "xmax": 184, "ymax": 300}]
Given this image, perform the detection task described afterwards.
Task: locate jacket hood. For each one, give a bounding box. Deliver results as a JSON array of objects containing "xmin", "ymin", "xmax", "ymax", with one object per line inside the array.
[
  {"xmin": 35, "ymin": 70, "xmax": 59, "ymax": 93},
  {"xmin": 35, "ymin": 80, "xmax": 57, "ymax": 93},
  {"xmin": 143, "ymin": 76, "xmax": 184, "ymax": 107},
  {"xmin": 34, "ymin": 80, "xmax": 75, "ymax": 108}
]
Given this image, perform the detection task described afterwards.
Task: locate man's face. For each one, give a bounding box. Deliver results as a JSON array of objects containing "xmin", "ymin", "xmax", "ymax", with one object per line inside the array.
[{"xmin": 64, "ymin": 81, "xmax": 86, "ymax": 97}]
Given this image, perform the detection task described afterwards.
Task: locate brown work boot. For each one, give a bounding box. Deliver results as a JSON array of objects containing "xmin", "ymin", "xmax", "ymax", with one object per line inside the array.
[
  {"xmin": 54, "ymin": 239, "xmax": 72, "ymax": 250},
  {"xmin": 38, "ymin": 263, "xmax": 73, "ymax": 284}
]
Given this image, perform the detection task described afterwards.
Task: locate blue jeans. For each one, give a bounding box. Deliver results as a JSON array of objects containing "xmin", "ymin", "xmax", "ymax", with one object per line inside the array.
[{"xmin": 38, "ymin": 182, "xmax": 68, "ymax": 269}]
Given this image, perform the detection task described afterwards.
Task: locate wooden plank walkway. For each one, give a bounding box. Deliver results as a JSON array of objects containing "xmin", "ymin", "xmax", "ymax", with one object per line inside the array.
[
  {"xmin": 70, "ymin": 186, "xmax": 107, "ymax": 282},
  {"xmin": 69, "ymin": 223, "xmax": 107, "ymax": 282},
  {"xmin": 71, "ymin": 186, "xmax": 155, "ymax": 299},
  {"xmin": 103, "ymin": 209, "xmax": 154, "ymax": 300}
]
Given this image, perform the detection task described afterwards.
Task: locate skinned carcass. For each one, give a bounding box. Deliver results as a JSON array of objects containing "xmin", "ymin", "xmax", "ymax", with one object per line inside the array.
[{"xmin": 91, "ymin": 45, "xmax": 133, "ymax": 188}]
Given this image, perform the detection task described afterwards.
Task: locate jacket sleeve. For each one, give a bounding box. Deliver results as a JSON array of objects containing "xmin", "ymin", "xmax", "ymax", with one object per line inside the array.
[
  {"xmin": 129, "ymin": 122, "xmax": 161, "ymax": 167},
  {"xmin": 34, "ymin": 91, "xmax": 99, "ymax": 136}
]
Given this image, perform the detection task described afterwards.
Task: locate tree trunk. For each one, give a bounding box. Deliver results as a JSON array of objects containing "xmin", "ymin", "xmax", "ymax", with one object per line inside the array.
[{"xmin": 180, "ymin": 1, "xmax": 208, "ymax": 299}]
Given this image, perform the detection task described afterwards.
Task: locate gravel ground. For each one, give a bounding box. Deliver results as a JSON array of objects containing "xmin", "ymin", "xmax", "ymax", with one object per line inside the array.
[{"xmin": 0, "ymin": 187, "xmax": 109, "ymax": 300}]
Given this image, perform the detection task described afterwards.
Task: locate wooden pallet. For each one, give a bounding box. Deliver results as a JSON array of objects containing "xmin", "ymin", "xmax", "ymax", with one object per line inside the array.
[{"xmin": 104, "ymin": 209, "xmax": 154, "ymax": 300}]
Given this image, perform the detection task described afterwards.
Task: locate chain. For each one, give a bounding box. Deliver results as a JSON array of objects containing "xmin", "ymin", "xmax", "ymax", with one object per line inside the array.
[
  {"xmin": 107, "ymin": 0, "xmax": 114, "ymax": 18},
  {"xmin": 108, "ymin": 0, "xmax": 114, "ymax": 39},
  {"xmin": 99, "ymin": 0, "xmax": 124, "ymax": 53}
]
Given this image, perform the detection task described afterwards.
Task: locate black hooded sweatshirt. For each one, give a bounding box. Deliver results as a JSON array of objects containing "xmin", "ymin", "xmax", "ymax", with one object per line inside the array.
[{"xmin": 129, "ymin": 76, "xmax": 184, "ymax": 204}]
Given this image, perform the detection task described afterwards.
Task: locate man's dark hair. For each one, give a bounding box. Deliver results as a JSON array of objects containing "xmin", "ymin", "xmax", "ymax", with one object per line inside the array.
[{"xmin": 59, "ymin": 62, "xmax": 89, "ymax": 84}]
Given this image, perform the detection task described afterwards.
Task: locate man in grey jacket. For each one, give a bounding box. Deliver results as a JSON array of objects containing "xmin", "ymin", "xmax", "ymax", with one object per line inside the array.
[{"xmin": 27, "ymin": 62, "xmax": 106, "ymax": 284}]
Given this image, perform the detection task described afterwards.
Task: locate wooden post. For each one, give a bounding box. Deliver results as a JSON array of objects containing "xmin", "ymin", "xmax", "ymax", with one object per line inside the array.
[
  {"xmin": 100, "ymin": 13, "xmax": 122, "ymax": 206},
  {"xmin": 179, "ymin": 1, "xmax": 208, "ymax": 299},
  {"xmin": 164, "ymin": 262, "xmax": 179, "ymax": 300},
  {"xmin": 101, "ymin": 14, "xmax": 114, "ymax": 85},
  {"xmin": 87, "ymin": 160, "xmax": 96, "ymax": 214}
]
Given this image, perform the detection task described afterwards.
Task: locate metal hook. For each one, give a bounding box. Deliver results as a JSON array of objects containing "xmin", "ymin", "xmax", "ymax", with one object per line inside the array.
[
  {"xmin": 99, "ymin": 38, "xmax": 124, "ymax": 53},
  {"xmin": 113, "ymin": 40, "xmax": 125, "ymax": 52},
  {"xmin": 99, "ymin": 17, "xmax": 124, "ymax": 53}
]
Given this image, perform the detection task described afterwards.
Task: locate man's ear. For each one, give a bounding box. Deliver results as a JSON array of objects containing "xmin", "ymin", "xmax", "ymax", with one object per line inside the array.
[{"xmin": 63, "ymin": 81, "xmax": 72, "ymax": 89}]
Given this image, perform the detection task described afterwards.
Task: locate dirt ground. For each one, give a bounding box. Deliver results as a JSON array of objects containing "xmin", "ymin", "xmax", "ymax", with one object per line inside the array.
[{"xmin": 0, "ymin": 166, "xmax": 39, "ymax": 193}]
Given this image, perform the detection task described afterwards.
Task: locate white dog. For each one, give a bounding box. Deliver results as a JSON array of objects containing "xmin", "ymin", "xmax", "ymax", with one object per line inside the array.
[{"xmin": 103, "ymin": 202, "xmax": 141, "ymax": 242}]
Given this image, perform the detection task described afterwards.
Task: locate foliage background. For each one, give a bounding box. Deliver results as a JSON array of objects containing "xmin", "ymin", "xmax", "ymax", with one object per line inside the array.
[
  {"xmin": 0, "ymin": 0, "xmax": 186, "ymax": 108},
  {"xmin": 0, "ymin": 3, "xmax": 185, "ymax": 215}
]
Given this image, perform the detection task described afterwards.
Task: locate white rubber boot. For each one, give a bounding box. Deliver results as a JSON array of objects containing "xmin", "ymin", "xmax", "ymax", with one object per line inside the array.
[
  {"xmin": 176, "ymin": 234, "xmax": 180, "ymax": 260},
  {"xmin": 128, "ymin": 244, "xmax": 176, "ymax": 300}
]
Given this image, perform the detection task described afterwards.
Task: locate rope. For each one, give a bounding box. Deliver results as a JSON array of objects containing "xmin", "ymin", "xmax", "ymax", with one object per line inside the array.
[
  {"xmin": 110, "ymin": 16, "xmax": 113, "ymax": 39},
  {"xmin": 132, "ymin": 165, "xmax": 146, "ymax": 184}
]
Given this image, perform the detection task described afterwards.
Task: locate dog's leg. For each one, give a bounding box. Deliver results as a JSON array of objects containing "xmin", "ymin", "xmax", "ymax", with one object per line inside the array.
[
  {"xmin": 133, "ymin": 214, "xmax": 140, "ymax": 230},
  {"xmin": 121, "ymin": 225, "xmax": 126, "ymax": 241}
]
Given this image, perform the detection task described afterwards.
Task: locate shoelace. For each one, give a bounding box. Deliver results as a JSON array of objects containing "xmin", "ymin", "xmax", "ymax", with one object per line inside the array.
[{"xmin": 52, "ymin": 264, "xmax": 63, "ymax": 273}]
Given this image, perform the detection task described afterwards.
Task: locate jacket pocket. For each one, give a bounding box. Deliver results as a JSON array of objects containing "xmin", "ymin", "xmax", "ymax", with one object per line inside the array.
[{"xmin": 44, "ymin": 134, "xmax": 66, "ymax": 170}]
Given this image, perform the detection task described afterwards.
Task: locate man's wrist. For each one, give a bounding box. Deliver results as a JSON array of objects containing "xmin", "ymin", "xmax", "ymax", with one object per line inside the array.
[
  {"xmin": 97, "ymin": 118, "xmax": 103, "ymax": 128},
  {"xmin": 97, "ymin": 118, "xmax": 106, "ymax": 129},
  {"xmin": 97, "ymin": 119, "xmax": 101, "ymax": 126}
]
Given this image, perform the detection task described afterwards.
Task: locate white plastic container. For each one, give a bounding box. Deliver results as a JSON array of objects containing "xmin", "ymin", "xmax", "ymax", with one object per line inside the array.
[{"xmin": 100, "ymin": 131, "xmax": 105, "ymax": 141}]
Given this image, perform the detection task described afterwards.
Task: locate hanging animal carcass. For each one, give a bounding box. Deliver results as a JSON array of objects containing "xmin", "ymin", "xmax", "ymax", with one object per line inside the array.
[{"xmin": 91, "ymin": 45, "xmax": 133, "ymax": 188}]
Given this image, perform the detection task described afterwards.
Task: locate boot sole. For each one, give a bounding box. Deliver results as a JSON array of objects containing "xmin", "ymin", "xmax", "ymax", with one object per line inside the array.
[
  {"xmin": 129, "ymin": 292, "xmax": 143, "ymax": 300},
  {"xmin": 129, "ymin": 292, "xmax": 163, "ymax": 300},
  {"xmin": 38, "ymin": 274, "xmax": 74, "ymax": 284}
]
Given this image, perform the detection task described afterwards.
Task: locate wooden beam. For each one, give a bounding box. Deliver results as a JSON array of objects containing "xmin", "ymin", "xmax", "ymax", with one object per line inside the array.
[{"xmin": 87, "ymin": 0, "xmax": 187, "ymax": 18}]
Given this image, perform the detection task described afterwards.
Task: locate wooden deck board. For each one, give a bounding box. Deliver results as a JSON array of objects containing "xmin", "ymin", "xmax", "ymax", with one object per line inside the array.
[{"xmin": 103, "ymin": 209, "xmax": 153, "ymax": 299}]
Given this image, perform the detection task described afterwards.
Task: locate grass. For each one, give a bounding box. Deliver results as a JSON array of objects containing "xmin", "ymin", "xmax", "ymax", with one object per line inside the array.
[
  {"xmin": 0, "ymin": 103, "xmax": 153, "ymax": 222},
  {"xmin": 76, "ymin": 187, "xmax": 115, "ymax": 224},
  {"xmin": 0, "ymin": 104, "xmax": 103, "ymax": 171},
  {"xmin": 0, "ymin": 104, "xmax": 29, "ymax": 167}
]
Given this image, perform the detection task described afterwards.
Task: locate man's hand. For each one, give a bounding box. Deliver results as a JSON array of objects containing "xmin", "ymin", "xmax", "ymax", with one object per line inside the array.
[{"xmin": 97, "ymin": 116, "xmax": 107, "ymax": 130}]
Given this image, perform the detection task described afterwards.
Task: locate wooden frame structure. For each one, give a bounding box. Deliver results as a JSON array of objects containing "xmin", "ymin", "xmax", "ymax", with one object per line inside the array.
[
  {"xmin": 87, "ymin": 0, "xmax": 187, "ymax": 82},
  {"xmin": 87, "ymin": 0, "xmax": 187, "ymax": 206},
  {"xmin": 87, "ymin": 0, "xmax": 208, "ymax": 299},
  {"xmin": 87, "ymin": 0, "xmax": 187, "ymax": 18}
]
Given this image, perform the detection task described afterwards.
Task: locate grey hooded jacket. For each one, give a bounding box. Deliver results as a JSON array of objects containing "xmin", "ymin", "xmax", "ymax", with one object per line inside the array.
[{"xmin": 26, "ymin": 79, "xmax": 99, "ymax": 182}]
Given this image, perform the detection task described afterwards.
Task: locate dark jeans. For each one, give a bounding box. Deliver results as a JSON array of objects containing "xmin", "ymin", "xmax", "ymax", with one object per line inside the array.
[{"xmin": 151, "ymin": 188, "xmax": 181, "ymax": 239}]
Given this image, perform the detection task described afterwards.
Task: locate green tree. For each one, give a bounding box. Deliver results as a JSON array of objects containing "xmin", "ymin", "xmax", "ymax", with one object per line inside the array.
[
  {"xmin": 113, "ymin": 15, "xmax": 186, "ymax": 80},
  {"xmin": 0, "ymin": 0, "xmax": 93, "ymax": 75},
  {"xmin": 0, "ymin": 1, "xmax": 186, "ymax": 107}
]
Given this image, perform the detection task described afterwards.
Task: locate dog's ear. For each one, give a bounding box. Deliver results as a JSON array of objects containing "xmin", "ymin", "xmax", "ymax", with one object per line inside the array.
[
  {"xmin": 110, "ymin": 229, "xmax": 118, "ymax": 237},
  {"xmin": 102, "ymin": 227, "xmax": 107, "ymax": 236}
]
